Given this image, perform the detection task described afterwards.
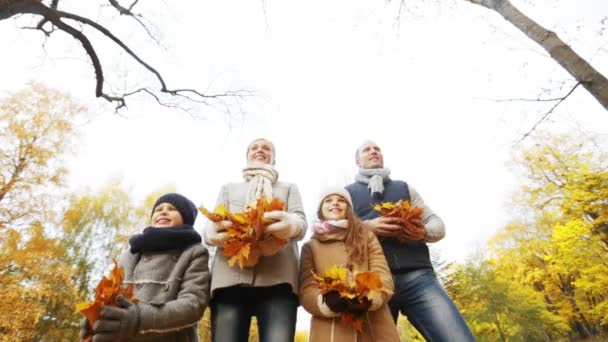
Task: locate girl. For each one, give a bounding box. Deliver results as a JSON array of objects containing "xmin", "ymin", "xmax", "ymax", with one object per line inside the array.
[{"xmin": 300, "ymin": 187, "xmax": 399, "ymax": 341}]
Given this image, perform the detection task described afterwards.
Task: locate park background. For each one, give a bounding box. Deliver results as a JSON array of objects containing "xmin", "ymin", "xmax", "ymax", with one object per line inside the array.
[{"xmin": 1, "ymin": 0, "xmax": 607, "ymax": 340}]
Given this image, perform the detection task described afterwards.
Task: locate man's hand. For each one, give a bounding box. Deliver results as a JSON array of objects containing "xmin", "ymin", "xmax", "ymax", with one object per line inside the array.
[
  {"xmin": 363, "ymin": 217, "xmax": 403, "ymax": 237},
  {"xmin": 403, "ymin": 217, "xmax": 426, "ymax": 240}
]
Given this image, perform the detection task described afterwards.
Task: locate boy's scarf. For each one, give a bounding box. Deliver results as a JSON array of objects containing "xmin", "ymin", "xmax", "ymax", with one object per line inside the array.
[
  {"xmin": 129, "ymin": 224, "xmax": 201, "ymax": 253},
  {"xmin": 355, "ymin": 168, "xmax": 391, "ymax": 198},
  {"xmin": 242, "ymin": 162, "xmax": 279, "ymax": 206},
  {"xmin": 311, "ymin": 219, "xmax": 348, "ymax": 242}
]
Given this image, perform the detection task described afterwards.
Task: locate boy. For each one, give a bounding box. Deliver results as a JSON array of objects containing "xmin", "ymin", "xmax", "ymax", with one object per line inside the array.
[{"xmin": 81, "ymin": 193, "xmax": 210, "ymax": 342}]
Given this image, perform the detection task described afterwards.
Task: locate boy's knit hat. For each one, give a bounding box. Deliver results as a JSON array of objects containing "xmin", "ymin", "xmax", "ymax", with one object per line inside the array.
[
  {"xmin": 316, "ymin": 186, "xmax": 353, "ymax": 219},
  {"xmin": 151, "ymin": 193, "xmax": 198, "ymax": 226}
]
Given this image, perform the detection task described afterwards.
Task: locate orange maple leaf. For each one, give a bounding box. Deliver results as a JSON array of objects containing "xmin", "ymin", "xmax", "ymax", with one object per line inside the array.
[
  {"xmin": 373, "ymin": 200, "xmax": 424, "ymax": 241},
  {"xmin": 314, "ymin": 266, "xmax": 387, "ymax": 331},
  {"xmin": 199, "ymin": 196, "xmax": 288, "ymax": 269},
  {"xmin": 341, "ymin": 312, "xmax": 364, "ymax": 332},
  {"xmin": 355, "ymin": 271, "xmax": 383, "ymax": 294},
  {"xmin": 75, "ymin": 259, "xmax": 139, "ymax": 327}
]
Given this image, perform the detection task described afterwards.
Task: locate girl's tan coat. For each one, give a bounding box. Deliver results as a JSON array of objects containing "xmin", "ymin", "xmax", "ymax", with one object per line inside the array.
[{"xmin": 300, "ymin": 231, "xmax": 400, "ymax": 342}]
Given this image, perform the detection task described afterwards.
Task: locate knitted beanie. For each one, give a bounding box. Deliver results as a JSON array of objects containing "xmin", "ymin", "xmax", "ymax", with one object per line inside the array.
[
  {"xmin": 246, "ymin": 138, "xmax": 276, "ymax": 165},
  {"xmin": 316, "ymin": 186, "xmax": 353, "ymax": 219},
  {"xmin": 151, "ymin": 193, "xmax": 198, "ymax": 226}
]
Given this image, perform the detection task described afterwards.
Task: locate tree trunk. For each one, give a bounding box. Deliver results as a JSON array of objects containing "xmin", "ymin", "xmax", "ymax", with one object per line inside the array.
[{"xmin": 467, "ymin": 0, "xmax": 608, "ymax": 111}]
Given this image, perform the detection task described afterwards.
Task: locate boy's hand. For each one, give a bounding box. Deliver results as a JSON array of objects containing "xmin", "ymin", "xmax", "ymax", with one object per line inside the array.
[
  {"xmin": 79, "ymin": 317, "xmax": 92, "ymax": 340},
  {"xmin": 92, "ymin": 295, "xmax": 140, "ymax": 342}
]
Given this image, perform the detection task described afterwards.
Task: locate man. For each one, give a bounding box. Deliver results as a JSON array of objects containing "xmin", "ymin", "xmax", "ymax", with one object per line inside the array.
[{"xmin": 345, "ymin": 140, "xmax": 475, "ymax": 341}]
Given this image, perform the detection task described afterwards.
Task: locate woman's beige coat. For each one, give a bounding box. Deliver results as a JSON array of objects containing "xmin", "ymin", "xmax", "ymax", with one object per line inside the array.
[
  {"xmin": 300, "ymin": 231, "xmax": 400, "ymax": 342},
  {"xmin": 205, "ymin": 181, "xmax": 307, "ymax": 296}
]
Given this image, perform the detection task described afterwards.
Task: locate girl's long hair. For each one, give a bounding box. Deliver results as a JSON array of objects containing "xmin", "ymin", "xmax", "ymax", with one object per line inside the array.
[{"xmin": 318, "ymin": 203, "xmax": 367, "ymax": 265}]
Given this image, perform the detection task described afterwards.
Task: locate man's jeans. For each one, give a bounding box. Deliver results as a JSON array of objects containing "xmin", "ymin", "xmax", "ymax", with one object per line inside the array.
[
  {"xmin": 210, "ymin": 284, "xmax": 298, "ymax": 342},
  {"xmin": 390, "ymin": 269, "xmax": 476, "ymax": 342}
]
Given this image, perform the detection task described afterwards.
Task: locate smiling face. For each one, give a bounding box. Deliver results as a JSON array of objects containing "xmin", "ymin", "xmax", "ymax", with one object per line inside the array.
[
  {"xmin": 356, "ymin": 141, "xmax": 384, "ymax": 169},
  {"xmin": 247, "ymin": 139, "xmax": 274, "ymax": 164},
  {"xmin": 320, "ymin": 194, "xmax": 349, "ymax": 221},
  {"xmin": 150, "ymin": 202, "xmax": 184, "ymax": 228}
]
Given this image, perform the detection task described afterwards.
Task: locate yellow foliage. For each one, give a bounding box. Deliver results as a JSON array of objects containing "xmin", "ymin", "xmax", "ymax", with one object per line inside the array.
[{"xmin": 0, "ymin": 82, "xmax": 85, "ymax": 228}]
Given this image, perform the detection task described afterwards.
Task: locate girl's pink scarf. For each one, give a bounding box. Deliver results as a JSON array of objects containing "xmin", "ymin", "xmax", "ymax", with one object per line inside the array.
[{"xmin": 311, "ymin": 219, "xmax": 348, "ymax": 241}]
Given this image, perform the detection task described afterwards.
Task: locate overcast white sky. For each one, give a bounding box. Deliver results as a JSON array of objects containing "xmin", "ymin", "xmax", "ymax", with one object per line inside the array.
[{"xmin": 1, "ymin": 0, "xmax": 607, "ymax": 331}]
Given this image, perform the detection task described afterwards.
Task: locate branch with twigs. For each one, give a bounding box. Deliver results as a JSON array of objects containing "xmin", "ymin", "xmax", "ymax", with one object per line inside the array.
[{"xmin": 1, "ymin": 0, "xmax": 251, "ymax": 113}]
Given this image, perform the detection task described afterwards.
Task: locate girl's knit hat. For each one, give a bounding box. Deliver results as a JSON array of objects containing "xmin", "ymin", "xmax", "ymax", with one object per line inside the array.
[
  {"xmin": 316, "ymin": 186, "xmax": 353, "ymax": 219},
  {"xmin": 151, "ymin": 193, "xmax": 198, "ymax": 226}
]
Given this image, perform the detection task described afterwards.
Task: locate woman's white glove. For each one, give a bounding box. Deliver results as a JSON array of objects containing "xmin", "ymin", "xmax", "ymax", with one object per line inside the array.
[
  {"xmin": 263, "ymin": 211, "xmax": 303, "ymax": 240},
  {"xmin": 317, "ymin": 294, "xmax": 340, "ymax": 318},
  {"xmin": 205, "ymin": 220, "xmax": 232, "ymax": 246}
]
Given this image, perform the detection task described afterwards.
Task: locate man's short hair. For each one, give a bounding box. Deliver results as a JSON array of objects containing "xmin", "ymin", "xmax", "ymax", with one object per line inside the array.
[{"xmin": 355, "ymin": 140, "xmax": 377, "ymax": 163}]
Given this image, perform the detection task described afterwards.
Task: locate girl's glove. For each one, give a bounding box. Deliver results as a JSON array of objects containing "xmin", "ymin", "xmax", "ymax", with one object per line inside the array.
[
  {"xmin": 317, "ymin": 294, "xmax": 340, "ymax": 318},
  {"xmin": 263, "ymin": 211, "xmax": 303, "ymax": 239},
  {"xmin": 205, "ymin": 220, "xmax": 232, "ymax": 246},
  {"xmin": 369, "ymin": 294, "xmax": 384, "ymax": 311},
  {"xmin": 92, "ymin": 295, "xmax": 140, "ymax": 342},
  {"xmin": 346, "ymin": 297, "xmax": 372, "ymax": 315}
]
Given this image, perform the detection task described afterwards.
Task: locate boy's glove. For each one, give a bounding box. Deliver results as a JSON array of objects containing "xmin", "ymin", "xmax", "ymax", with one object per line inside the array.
[
  {"xmin": 79, "ymin": 317, "xmax": 92, "ymax": 340},
  {"xmin": 317, "ymin": 294, "xmax": 340, "ymax": 318},
  {"xmin": 346, "ymin": 297, "xmax": 372, "ymax": 315},
  {"xmin": 206, "ymin": 220, "xmax": 232, "ymax": 246},
  {"xmin": 92, "ymin": 295, "xmax": 140, "ymax": 342},
  {"xmin": 263, "ymin": 211, "xmax": 303, "ymax": 239}
]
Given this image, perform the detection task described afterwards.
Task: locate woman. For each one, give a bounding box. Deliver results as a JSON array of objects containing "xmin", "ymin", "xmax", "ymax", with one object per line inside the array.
[
  {"xmin": 300, "ymin": 187, "xmax": 399, "ymax": 342},
  {"xmin": 204, "ymin": 138, "xmax": 307, "ymax": 342}
]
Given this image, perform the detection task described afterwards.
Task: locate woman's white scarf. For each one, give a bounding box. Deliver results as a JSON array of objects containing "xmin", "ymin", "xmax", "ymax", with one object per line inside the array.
[
  {"xmin": 355, "ymin": 168, "xmax": 391, "ymax": 197},
  {"xmin": 243, "ymin": 162, "xmax": 279, "ymax": 206}
]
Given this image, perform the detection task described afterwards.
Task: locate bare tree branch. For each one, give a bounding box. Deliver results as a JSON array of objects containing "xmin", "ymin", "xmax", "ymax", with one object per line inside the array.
[
  {"xmin": 516, "ymin": 81, "xmax": 583, "ymax": 143},
  {"xmin": 1, "ymin": 0, "xmax": 249, "ymax": 113}
]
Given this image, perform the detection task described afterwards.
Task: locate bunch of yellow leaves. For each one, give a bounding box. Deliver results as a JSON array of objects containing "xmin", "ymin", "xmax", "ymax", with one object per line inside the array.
[
  {"xmin": 199, "ymin": 196, "xmax": 287, "ymax": 269},
  {"xmin": 312, "ymin": 265, "xmax": 385, "ymax": 332},
  {"xmin": 76, "ymin": 259, "xmax": 139, "ymax": 329},
  {"xmin": 373, "ymin": 200, "xmax": 424, "ymax": 242}
]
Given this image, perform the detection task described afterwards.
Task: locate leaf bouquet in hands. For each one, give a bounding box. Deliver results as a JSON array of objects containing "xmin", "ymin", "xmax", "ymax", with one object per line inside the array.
[
  {"xmin": 312, "ymin": 265, "xmax": 386, "ymax": 332},
  {"xmin": 76, "ymin": 260, "xmax": 139, "ymax": 340},
  {"xmin": 199, "ymin": 196, "xmax": 287, "ymax": 269},
  {"xmin": 373, "ymin": 200, "xmax": 424, "ymax": 241}
]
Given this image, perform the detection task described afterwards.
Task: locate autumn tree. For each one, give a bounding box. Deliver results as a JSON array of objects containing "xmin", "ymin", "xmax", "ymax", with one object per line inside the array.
[
  {"xmin": 61, "ymin": 178, "xmax": 146, "ymax": 296},
  {"xmin": 0, "ymin": 0, "xmax": 249, "ymax": 111},
  {"xmin": 443, "ymin": 131, "xmax": 608, "ymax": 340},
  {"xmin": 0, "ymin": 82, "xmax": 84, "ymax": 228},
  {"xmin": 446, "ymin": 253, "xmax": 569, "ymax": 341},
  {"xmin": 0, "ymin": 83, "xmax": 85, "ymax": 340}
]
